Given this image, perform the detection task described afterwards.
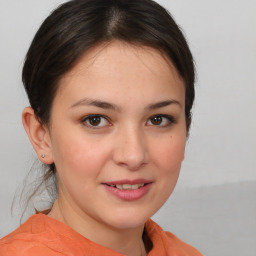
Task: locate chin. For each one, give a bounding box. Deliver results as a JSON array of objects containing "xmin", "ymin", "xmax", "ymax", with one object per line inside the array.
[{"xmin": 104, "ymin": 207, "xmax": 155, "ymax": 230}]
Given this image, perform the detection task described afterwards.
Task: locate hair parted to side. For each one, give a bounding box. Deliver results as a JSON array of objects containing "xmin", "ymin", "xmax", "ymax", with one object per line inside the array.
[{"xmin": 21, "ymin": 0, "xmax": 195, "ymax": 214}]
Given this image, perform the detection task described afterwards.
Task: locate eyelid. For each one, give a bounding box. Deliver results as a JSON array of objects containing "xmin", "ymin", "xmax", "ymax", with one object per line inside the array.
[
  {"xmin": 146, "ymin": 114, "xmax": 177, "ymax": 127},
  {"xmin": 81, "ymin": 114, "xmax": 112, "ymax": 129},
  {"xmin": 80, "ymin": 114, "xmax": 176, "ymax": 129}
]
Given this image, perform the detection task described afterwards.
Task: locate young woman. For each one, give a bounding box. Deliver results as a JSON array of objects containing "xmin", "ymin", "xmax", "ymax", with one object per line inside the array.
[{"xmin": 0, "ymin": 0, "xmax": 202, "ymax": 255}]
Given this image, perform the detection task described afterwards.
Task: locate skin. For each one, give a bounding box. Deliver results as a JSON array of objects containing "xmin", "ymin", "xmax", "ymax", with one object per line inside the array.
[{"xmin": 23, "ymin": 41, "xmax": 187, "ymax": 256}]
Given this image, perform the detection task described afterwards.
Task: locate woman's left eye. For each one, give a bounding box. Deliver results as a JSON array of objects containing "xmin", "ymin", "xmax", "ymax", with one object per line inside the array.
[
  {"xmin": 82, "ymin": 115, "xmax": 110, "ymax": 128},
  {"xmin": 147, "ymin": 115, "xmax": 175, "ymax": 127}
]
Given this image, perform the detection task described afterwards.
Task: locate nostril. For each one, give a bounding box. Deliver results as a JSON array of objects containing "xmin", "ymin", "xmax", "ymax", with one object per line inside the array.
[{"xmin": 112, "ymin": 131, "xmax": 148, "ymax": 170}]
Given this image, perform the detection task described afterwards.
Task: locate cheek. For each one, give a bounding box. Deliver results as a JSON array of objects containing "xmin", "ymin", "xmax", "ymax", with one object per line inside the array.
[
  {"xmin": 148, "ymin": 133, "xmax": 186, "ymax": 213},
  {"xmin": 51, "ymin": 131, "xmax": 110, "ymax": 179},
  {"xmin": 151, "ymin": 133, "xmax": 186, "ymax": 172}
]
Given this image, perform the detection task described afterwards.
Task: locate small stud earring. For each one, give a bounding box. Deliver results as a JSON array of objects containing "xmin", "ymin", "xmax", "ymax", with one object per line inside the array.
[{"xmin": 41, "ymin": 154, "xmax": 46, "ymax": 158}]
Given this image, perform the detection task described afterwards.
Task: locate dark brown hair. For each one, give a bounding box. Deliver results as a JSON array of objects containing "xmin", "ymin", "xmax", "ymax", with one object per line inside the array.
[{"xmin": 21, "ymin": 0, "xmax": 195, "ymax": 212}]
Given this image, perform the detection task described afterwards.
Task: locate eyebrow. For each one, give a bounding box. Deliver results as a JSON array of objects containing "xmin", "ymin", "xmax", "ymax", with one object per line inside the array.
[
  {"xmin": 146, "ymin": 100, "xmax": 181, "ymax": 110},
  {"xmin": 70, "ymin": 98, "xmax": 120, "ymax": 111},
  {"xmin": 70, "ymin": 98, "xmax": 181, "ymax": 111}
]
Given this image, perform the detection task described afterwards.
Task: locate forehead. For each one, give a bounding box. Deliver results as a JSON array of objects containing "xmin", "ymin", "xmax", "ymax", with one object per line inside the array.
[
  {"xmin": 62, "ymin": 41, "xmax": 182, "ymax": 81},
  {"xmin": 55, "ymin": 41, "xmax": 185, "ymax": 108}
]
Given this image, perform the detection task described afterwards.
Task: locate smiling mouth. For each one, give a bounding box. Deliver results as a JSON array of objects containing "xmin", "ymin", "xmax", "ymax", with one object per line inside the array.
[
  {"xmin": 102, "ymin": 181, "xmax": 152, "ymax": 200},
  {"xmin": 107, "ymin": 183, "xmax": 145, "ymax": 190}
]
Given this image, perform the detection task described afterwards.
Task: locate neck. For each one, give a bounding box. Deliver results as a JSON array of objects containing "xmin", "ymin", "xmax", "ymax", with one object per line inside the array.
[{"xmin": 48, "ymin": 198, "xmax": 147, "ymax": 256}]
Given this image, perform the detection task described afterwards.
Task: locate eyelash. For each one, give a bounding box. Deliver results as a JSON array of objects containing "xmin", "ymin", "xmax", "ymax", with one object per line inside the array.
[
  {"xmin": 146, "ymin": 114, "xmax": 176, "ymax": 127},
  {"xmin": 81, "ymin": 114, "xmax": 111, "ymax": 129},
  {"xmin": 81, "ymin": 114, "xmax": 176, "ymax": 129}
]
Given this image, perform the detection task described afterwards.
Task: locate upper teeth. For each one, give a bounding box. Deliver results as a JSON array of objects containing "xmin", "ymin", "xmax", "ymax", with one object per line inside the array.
[{"xmin": 111, "ymin": 184, "xmax": 144, "ymax": 190}]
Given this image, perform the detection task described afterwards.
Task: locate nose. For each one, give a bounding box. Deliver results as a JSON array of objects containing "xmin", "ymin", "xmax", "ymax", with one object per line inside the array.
[{"xmin": 112, "ymin": 126, "xmax": 148, "ymax": 171}]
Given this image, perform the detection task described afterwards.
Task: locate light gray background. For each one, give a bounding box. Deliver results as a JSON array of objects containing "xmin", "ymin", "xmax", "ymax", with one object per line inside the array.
[{"xmin": 0, "ymin": 0, "xmax": 255, "ymax": 255}]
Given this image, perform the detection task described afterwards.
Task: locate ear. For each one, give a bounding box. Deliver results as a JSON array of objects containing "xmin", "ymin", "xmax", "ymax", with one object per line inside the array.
[{"xmin": 22, "ymin": 107, "xmax": 54, "ymax": 165}]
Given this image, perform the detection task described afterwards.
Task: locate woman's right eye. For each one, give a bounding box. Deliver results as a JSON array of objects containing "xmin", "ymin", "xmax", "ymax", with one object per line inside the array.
[{"xmin": 81, "ymin": 115, "xmax": 111, "ymax": 128}]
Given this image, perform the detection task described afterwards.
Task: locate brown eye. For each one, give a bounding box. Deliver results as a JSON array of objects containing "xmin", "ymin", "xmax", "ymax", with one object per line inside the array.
[
  {"xmin": 150, "ymin": 116, "xmax": 163, "ymax": 125},
  {"xmin": 147, "ymin": 115, "xmax": 175, "ymax": 127},
  {"xmin": 88, "ymin": 116, "xmax": 101, "ymax": 126},
  {"xmin": 82, "ymin": 115, "xmax": 110, "ymax": 128}
]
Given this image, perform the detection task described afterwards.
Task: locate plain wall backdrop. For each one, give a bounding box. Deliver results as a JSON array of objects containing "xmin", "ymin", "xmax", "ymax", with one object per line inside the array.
[{"xmin": 0, "ymin": 0, "xmax": 255, "ymax": 255}]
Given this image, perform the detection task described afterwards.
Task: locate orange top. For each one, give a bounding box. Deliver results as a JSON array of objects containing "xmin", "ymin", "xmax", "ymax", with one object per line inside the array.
[{"xmin": 0, "ymin": 214, "xmax": 202, "ymax": 256}]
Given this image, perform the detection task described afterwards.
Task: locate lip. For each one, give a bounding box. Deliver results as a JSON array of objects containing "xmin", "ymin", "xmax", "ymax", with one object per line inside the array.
[
  {"xmin": 102, "ymin": 179, "xmax": 153, "ymax": 201},
  {"xmin": 104, "ymin": 179, "xmax": 152, "ymax": 185}
]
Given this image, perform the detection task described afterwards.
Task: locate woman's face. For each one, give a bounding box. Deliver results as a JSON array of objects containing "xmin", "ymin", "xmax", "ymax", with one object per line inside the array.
[{"xmin": 48, "ymin": 41, "xmax": 186, "ymax": 230}]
